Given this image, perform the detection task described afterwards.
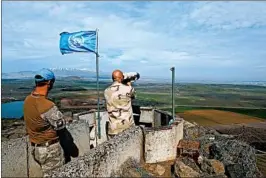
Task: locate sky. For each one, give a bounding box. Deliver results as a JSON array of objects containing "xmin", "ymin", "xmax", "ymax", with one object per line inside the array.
[{"xmin": 2, "ymin": 1, "xmax": 266, "ymax": 82}]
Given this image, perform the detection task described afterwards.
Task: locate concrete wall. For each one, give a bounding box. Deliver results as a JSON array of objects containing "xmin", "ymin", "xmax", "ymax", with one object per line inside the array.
[
  {"xmin": 1, "ymin": 114, "xmax": 70, "ymax": 177},
  {"xmin": 77, "ymin": 110, "xmax": 110, "ymax": 148},
  {"xmin": 139, "ymin": 107, "xmax": 155, "ymax": 124},
  {"xmin": 47, "ymin": 126, "xmax": 144, "ymax": 177},
  {"xmin": 95, "ymin": 111, "xmax": 109, "ymax": 145},
  {"xmin": 66, "ymin": 120, "xmax": 91, "ymax": 157},
  {"xmin": 154, "ymin": 109, "xmax": 173, "ymax": 126},
  {"xmin": 1, "ymin": 137, "xmax": 42, "ymax": 177},
  {"xmin": 144, "ymin": 119, "xmax": 184, "ymax": 163},
  {"xmin": 1, "ymin": 120, "xmax": 91, "ymax": 177},
  {"xmin": 2, "ymin": 108, "xmax": 184, "ymax": 177},
  {"xmin": 85, "ymin": 111, "xmax": 109, "ymax": 148},
  {"xmin": 78, "ymin": 111, "xmax": 96, "ymax": 126}
]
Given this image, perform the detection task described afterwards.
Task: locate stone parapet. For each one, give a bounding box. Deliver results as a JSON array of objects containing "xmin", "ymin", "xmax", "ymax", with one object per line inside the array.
[{"xmin": 48, "ymin": 126, "xmax": 144, "ymax": 177}]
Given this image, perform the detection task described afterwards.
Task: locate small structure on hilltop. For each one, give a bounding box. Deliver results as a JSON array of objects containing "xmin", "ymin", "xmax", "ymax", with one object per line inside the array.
[
  {"xmin": 1, "ymin": 105, "xmax": 184, "ymax": 177},
  {"xmin": 1, "ymin": 105, "xmax": 264, "ymax": 178}
]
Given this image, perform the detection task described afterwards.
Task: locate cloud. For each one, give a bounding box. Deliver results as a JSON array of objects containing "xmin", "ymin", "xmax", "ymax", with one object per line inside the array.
[
  {"xmin": 189, "ymin": 2, "xmax": 266, "ymax": 30},
  {"xmin": 2, "ymin": 1, "xmax": 266, "ymax": 81}
]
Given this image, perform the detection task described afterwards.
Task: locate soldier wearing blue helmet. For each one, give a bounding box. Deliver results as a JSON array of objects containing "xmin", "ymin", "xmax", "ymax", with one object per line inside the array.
[{"xmin": 23, "ymin": 68, "xmax": 71, "ymax": 177}]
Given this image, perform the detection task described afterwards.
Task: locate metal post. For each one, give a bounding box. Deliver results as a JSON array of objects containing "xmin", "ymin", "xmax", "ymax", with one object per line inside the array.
[
  {"xmin": 96, "ymin": 29, "xmax": 101, "ymax": 139},
  {"xmin": 170, "ymin": 67, "xmax": 175, "ymax": 120}
]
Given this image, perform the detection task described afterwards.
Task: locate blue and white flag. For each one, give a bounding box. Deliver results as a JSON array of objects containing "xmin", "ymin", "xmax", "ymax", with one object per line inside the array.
[{"xmin": 59, "ymin": 31, "xmax": 97, "ymax": 55}]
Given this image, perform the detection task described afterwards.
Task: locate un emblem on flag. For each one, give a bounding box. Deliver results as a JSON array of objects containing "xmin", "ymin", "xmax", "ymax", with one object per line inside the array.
[{"xmin": 68, "ymin": 34, "xmax": 84, "ymax": 49}]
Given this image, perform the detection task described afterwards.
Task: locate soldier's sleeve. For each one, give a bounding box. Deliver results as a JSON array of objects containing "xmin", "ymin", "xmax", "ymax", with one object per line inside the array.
[
  {"xmin": 104, "ymin": 88, "xmax": 108, "ymax": 100},
  {"xmin": 104, "ymin": 88, "xmax": 109, "ymax": 107},
  {"xmin": 41, "ymin": 106, "xmax": 66, "ymax": 130},
  {"xmin": 130, "ymin": 86, "xmax": 136, "ymax": 99}
]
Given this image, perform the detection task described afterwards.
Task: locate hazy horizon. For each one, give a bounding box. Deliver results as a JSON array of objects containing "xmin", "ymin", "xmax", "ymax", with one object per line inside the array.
[{"xmin": 2, "ymin": 69, "xmax": 266, "ymax": 85}]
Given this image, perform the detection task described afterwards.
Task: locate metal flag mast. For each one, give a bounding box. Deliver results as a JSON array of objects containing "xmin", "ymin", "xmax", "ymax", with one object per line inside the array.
[
  {"xmin": 170, "ymin": 67, "xmax": 175, "ymax": 120},
  {"xmin": 59, "ymin": 29, "xmax": 101, "ymax": 142},
  {"xmin": 95, "ymin": 29, "xmax": 101, "ymax": 139}
]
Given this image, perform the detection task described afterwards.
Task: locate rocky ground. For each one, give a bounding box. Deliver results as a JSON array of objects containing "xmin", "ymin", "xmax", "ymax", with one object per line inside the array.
[
  {"xmin": 209, "ymin": 123, "xmax": 266, "ymax": 151},
  {"xmin": 180, "ymin": 121, "xmax": 264, "ymax": 178},
  {"xmin": 209, "ymin": 123, "xmax": 266, "ymax": 176},
  {"xmin": 113, "ymin": 121, "xmax": 265, "ymax": 178},
  {"xmin": 1, "ymin": 119, "xmax": 26, "ymax": 142},
  {"xmin": 2, "ymin": 119, "xmax": 265, "ymax": 177}
]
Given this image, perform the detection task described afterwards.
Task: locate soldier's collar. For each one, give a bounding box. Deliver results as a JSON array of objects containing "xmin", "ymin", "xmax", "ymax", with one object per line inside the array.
[{"xmin": 31, "ymin": 92, "xmax": 46, "ymax": 98}]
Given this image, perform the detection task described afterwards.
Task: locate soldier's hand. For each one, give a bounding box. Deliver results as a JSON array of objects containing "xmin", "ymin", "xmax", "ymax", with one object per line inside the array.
[{"xmin": 127, "ymin": 81, "xmax": 132, "ymax": 86}]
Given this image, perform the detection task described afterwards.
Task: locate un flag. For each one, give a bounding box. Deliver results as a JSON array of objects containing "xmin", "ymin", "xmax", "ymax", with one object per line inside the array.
[{"xmin": 59, "ymin": 31, "xmax": 97, "ymax": 55}]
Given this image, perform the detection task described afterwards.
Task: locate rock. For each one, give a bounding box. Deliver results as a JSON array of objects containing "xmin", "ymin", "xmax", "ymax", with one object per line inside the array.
[
  {"xmin": 210, "ymin": 159, "xmax": 225, "ymax": 175},
  {"xmin": 146, "ymin": 164, "xmax": 156, "ymax": 172},
  {"xmin": 181, "ymin": 122, "xmax": 263, "ymax": 178},
  {"xmin": 200, "ymin": 158, "xmax": 225, "ymax": 175},
  {"xmin": 155, "ymin": 164, "xmax": 165, "ymax": 176},
  {"xmin": 178, "ymin": 140, "xmax": 200, "ymax": 151},
  {"xmin": 175, "ymin": 158, "xmax": 200, "ymax": 178},
  {"xmin": 177, "ymin": 140, "xmax": 200, "ymax": 159},
  {"xmin": 184, "ymin": 125, "xmax": 208, "ymax": 140},
  {"xmin": 210, "ymin": 139, "xmax": 262, "ymax": 178},
  {"xmin": 202, "ymin": 143, "xmax": 211, "ymax": 156},
  {"xmin": 226, "ymin": 164, "xmax": 244, "ymax": 178},
  {"xmin": 8, "ymin": 133, "xmax": 26, "ymax": 139},
  {"xmin": 123, "ymin": 168, "xmax": 141, "ymax": 177},
  {"xmin": 2, "ymin": 120, "xmax": 26, "ymax": 141},
  {"xmin": 180, "ymin": 157, "xmax": 201, "ymax": 173},
  {"xmin": 198, "ymin": 155, "xmax": 204, "ymax": 164},
  {"xmin": 13, "ymin": 122, "xmax": 22, "ymax": 126},
  {"xmin": 183, "ymin": 121, "xmax": 196, "ymax": 128}
]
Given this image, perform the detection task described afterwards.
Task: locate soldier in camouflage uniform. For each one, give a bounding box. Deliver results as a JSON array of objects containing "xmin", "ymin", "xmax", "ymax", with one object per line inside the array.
[
  {"xmin": 104, "ymin": 70, "xmax": 136, "ymax": 139},
  {"xmin": 24, "ymin": 68, "xmax": 71, "ymax": 177}
]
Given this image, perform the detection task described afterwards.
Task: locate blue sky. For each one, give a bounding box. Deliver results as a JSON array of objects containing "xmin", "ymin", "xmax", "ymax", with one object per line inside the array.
[{"xmin": 2, "ymin": 1, "xmax": 266, "ymax": 82}]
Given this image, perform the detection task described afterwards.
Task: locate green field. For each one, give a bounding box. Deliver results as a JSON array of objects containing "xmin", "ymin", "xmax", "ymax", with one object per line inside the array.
[
  {"xmin": 2, "ymin": 78, "xmax": 266, "ymax": 119},
  {"xmin": 162, "ymin": 106, "xmax": 266, "ymax": 119},
  {"xmin": 135, "ymin": 83, "xmax": 266, "ymax": 108}
]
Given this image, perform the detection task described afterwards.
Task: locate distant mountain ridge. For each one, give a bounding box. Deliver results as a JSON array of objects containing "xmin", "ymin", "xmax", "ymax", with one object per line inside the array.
[
  {"xmin": 2, "ymin": 68, "xmax": 165, "ymax": 83},
  {"xmin": 2, "ymin": 68, "xmax": 266, "ymax": 87},
  {"xmin": 4, "ymin": 69, "xmax": 265, "ymax": 85},
  {"xmin": 2, "ymin": 68, "xmax": 110, "ymax": 80}
]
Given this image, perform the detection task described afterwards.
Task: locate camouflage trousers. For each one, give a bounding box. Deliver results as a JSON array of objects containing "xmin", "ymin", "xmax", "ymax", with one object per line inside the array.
[{"xmin": 31, "ymin": 142, "xmax": 65, "ymax": 177}]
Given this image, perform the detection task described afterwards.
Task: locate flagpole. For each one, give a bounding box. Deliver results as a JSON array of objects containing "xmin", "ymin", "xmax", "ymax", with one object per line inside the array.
[
  {"xmin": 95, "ymin": 28, "xmax": 101, "ymax": 140},
  {"xmin": 170, "ymin": 67, "xmax": 175, "ymax": 120}
]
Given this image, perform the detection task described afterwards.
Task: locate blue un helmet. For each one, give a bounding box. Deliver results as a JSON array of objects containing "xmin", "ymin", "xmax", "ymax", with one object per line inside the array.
[{"xmin": 34, "ymin": 68, "xmax": 55, "ymax": 83}]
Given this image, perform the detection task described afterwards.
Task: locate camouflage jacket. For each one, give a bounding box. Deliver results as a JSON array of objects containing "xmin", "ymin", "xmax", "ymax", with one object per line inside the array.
[{"xmin": 104, "ymin": 81, "xmax": 135, "ymax": 135}]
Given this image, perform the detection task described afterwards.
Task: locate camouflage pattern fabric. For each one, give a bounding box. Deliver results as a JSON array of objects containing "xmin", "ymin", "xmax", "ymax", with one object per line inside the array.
[
  {"xmin": 31, "ymin": 142, "xmax": 65, "ymax": 177},
  {"xmin": 41, "ymin": 106, "xmax": 66, "ymax": 130},
  {"xmin": 104, "ymin": 81, "xmax": 135, "ymax": 135}
]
